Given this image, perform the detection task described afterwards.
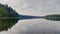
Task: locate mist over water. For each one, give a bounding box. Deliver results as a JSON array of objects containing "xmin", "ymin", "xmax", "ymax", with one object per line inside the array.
[{"xmin": 0, "ymin": 0, "xmax": 60, "ymax": 34}]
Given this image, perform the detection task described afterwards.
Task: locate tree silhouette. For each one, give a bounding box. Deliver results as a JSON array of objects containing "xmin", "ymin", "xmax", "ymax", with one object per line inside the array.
[
  {"xmin": 0, "ymin": 4, "xmax": 19, "ymax": 31},
  {"xmin": 0, "ymin": 4, "xmax": 43, "ymax": 31},
  {"xmin": 45, "ymin": 14, "xmax": 60, "ymax": 21}
]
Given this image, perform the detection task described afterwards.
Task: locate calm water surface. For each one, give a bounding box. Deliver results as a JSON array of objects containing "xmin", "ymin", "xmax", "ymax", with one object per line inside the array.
[
  {"xmin": 0, "ymin": 19, "xmax": 60, "ymax": 34},
  {"xmin": 0, "ymin": 0, "xmax": 60, "ymax": 34}
]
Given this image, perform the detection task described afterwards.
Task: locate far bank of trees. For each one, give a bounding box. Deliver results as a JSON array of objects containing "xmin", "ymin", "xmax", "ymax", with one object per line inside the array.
[{"xmin": 45, "ymin": 14, "xmax": 60, "ymax": 21}]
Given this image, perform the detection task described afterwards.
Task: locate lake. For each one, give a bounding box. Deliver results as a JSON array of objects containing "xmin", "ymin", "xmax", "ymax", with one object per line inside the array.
[
  {"xmin": 0, "ymin": 19, "xmax": 60, "ymax": 34},
  {"xmin": 0, "ymin": 0, "xmax": 60, "ymax": 34}
]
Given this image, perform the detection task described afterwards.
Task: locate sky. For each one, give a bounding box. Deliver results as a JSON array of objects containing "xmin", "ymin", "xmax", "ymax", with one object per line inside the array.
[
  {"xmin": 0, "ymin": 0, "xmax": 60, "ymax": 34},
  {"xmin": 0, "ymin": 0, "xmax": 60, "ymax": 16}
]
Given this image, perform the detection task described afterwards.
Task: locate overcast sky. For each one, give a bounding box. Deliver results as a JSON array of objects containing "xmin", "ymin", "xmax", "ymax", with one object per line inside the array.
[
  {"xmin": 0, "ymin": 0, "xmax": 60, "ymax": 16},
  {"xmin": 0, "ymin": 0, "xmax": 60, "ymax": 34}
]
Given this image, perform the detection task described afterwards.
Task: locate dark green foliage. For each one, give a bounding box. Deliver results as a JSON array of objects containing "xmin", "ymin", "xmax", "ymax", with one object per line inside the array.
[
  {"xmin": 0, "ymin": 4, "xmax": 19, "ymax": 31},
  {"xmin": 45, "ymin": 14, "xmax": 60, "ymax": 21},
  {"xmin": 0, "ymin": 18, "xmax": 19, "ymax": 31},
  {"xmin": 0, "ymin": 4, "xmax": 19, "ymax": 17}
]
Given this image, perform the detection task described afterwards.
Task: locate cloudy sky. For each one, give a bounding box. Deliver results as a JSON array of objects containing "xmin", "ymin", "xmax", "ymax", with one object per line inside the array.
[
  {"xmin": 0, "ymin": 0, "xmax": 60, "ymax": 34},
  {"xmin": 0, "ymin": 0, "xmax": 60, "ymax": 16}
]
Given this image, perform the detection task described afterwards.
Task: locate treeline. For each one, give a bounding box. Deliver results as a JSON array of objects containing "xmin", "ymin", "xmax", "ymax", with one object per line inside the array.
[
  {"xmin": 45, "ymin": 14, "xmax": 60, "ymax": 21},
  {"xmin": 0, "ymin": 4, "xmax": 19, "ymax": 17},
  {"xmin": 0, "ymin": 4, "xmax": 19, "ymax": 31}
]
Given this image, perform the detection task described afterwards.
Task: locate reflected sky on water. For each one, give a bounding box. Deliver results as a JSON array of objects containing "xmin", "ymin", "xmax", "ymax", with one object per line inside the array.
[{"xmin": 0, "ymin": 0, "xmax": 60, "ymax": 34}]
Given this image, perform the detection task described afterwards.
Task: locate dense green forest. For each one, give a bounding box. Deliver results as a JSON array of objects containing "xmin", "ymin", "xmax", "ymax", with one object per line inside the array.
[{"xmin": 0, "ymin": 4, "xmax": 19, "ymax": 17}]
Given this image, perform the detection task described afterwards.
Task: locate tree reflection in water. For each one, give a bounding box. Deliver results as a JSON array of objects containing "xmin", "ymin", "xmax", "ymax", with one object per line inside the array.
[
  {"xmin": 0, "ymin": 18, "xmax": 19, "ymax": 31},
  {"xmin": 0, "ymin": 4, "xmax": 20, "ymax": 31},
  {"xmin": 0, "ymin": 3, "xmax": 60, "ymax": 31},
  {"xmin": 0, "ymin": 4, "xmax": 43, "ymax": 31}
]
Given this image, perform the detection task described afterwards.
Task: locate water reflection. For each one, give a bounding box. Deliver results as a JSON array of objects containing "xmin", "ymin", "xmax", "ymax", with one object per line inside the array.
[
  {"xmin": 0, "ymin": 4, "xmax": 20, "ymax": 31},
  {"xmin": 0, "ymin": 15, "xmax": 44, "ymax": 31},
  {"xmin": 0, "ymin": 0, "xmax": 60, "ymax": 34},
  {"xmin": 0, "ymin": 4, "xmax": 44, "ymax": 31},
  {"xmin": 0, "ymin": 18, "xmax": 19, "ymax": 31},
  {"xmin": 0, "ymin": 3, "xmax": 60, "ymax": 32}
]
